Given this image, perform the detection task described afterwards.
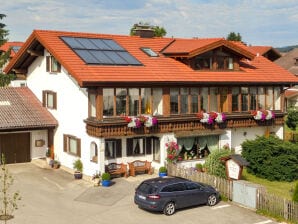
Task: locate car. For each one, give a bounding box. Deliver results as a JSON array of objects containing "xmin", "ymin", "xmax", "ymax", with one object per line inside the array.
[{"xmin": 134, "ymin": 176, "xmax": 220, "ymax": 215}]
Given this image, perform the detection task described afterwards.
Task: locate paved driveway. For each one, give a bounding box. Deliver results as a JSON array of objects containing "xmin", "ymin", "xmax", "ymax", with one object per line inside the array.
[{"xmin": 5, "ymin": 162, "xmax": 280, "ymax": 224}]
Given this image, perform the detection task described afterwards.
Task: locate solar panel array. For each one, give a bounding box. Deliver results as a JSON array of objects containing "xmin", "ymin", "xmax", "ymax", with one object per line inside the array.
[{"xmin": 60, "ymin": 36, "xmax": 142, "ymax": 66}]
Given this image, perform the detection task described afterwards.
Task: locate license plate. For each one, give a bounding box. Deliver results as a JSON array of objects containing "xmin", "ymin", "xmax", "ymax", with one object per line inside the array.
[{"xmin": 138, "ymin": 195, "xmax": 146, "ymax": 200}]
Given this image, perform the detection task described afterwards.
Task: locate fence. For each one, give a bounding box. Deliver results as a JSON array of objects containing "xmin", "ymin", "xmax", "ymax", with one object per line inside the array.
[
  {"xmin": 167, "ymin": 163, "xmax": 233, "ymax": 200},
  {"xmin": 167, "ymin": 163, "xmax": 298, "ymax": 223}
]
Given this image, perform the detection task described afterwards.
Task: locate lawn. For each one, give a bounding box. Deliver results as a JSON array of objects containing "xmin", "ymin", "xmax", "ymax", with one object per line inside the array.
[{"xmin": 242, "ymin": 168, "xmax": 297, "ymax": 200}]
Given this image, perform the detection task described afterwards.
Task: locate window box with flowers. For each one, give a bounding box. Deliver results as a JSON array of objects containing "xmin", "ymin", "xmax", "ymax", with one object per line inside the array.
[
  {"xmin": 196, "ymin": 111, "xmax": 226, "ymax": 125},
  {"xmin": 123, "ymin": 115, "xmax": 158, "ymax": 128},
  {"xmin": 251, "ymin": 110, "xmax": 275, "ymax": 121}
]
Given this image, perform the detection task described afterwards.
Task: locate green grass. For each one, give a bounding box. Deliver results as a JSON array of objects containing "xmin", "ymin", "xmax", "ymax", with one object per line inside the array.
[{"xmin": 242, "ymin": 168, "xmax": 297, "ymax": 200}]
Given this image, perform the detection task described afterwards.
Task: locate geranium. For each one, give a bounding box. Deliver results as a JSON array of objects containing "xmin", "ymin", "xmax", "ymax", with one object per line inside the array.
[
  {"xmin": 165, "ymin": 141, "xmax": 179, "ymax": 163},
  {"xmin": 251, "ymin": 110, "xmax": 275, "ymax": 121},
  {"xmin": 196, "ymin": 111, "xmax": 226, "ymax": 124},
  {"xmin": 144, "ymin": 116, "xmax": 158, "ymax": 127},
  {"xmin": 124, "ymin": 115, "xmax": 158, "ymax": 128}
]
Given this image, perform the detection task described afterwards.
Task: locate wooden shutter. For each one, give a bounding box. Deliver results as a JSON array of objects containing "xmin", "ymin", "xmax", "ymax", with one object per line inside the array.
[
  {"xmin": 46, "ymin": 56, "xmax": 50, "ymax": 72},
  {"xmin": 126, "ymin": 138, "xmax": 133, "ymax": 156},
  {"xmin": 42, "ymin": 91, "xmax": 46, "ymax": 107},
  {"xmin": 116, "ymin": 139, "xmax": 122, "ymax": 158},
  {"xmin": 77, "ymin": 138, "xmax": 81, "ymax": 157},
  {"xmin": 57, "ymin": 62, "xmax": 61, "ymax": 72},
  {"xmin": 63, "ymin": 134, "xmax": 67, "ymax": 152},
  {"xmin": 53, "ymin": 92, "xmax": 57, "ymax": 109}
]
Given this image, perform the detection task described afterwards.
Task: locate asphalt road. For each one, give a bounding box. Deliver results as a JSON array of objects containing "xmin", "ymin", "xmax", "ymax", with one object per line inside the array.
[{"xmin": 3, "ymin": 162, "xmax": 281, "ymax": 224}]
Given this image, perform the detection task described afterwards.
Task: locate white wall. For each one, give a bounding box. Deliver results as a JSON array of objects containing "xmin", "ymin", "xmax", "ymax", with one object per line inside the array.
[{"xmin": 31, "ymin": 130, "xmax": 48, "ymax": 159}]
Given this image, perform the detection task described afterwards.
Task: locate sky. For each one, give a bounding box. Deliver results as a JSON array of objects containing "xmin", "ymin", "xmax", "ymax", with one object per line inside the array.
[{"xmin": 2, "ymin": 0, "xmax": 298, "ymax": 48}]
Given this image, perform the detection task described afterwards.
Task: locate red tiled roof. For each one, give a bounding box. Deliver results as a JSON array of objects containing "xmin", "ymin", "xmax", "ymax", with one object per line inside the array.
[
  {"xmin": 0, "ymin": 42, "xmax": 23, "ymax": 57},
  {"xmin": 248, "ymin": 46, "xmax": 272, "ymax": 55},
  {"xmin": 5, "ymin": 30, "xmax": 298, "ymax": 86},
  {"xmin": 0, "ymin": 87, "xmax": 58, "ymax": 130},
  {"xmin": 285, "ymin": 88, "xmax": 298, "ymax": 98}
]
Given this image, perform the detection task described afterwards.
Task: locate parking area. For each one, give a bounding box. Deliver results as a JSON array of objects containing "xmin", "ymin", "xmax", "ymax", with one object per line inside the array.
[{"xmin": 6, "ymin": 162, "xmax": 280, "ymax": 224}]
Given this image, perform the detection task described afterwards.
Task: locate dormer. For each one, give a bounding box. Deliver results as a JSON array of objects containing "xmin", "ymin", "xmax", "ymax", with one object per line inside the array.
[{"xmin": 162, "ymin": 38, "xmax": 255, "ymax": 72}]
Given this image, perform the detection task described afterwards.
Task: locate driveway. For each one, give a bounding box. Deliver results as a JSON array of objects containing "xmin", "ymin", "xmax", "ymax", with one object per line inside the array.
[{"xmin": 5, "ymin": 162, "xmax": 280, "ymax": 224}]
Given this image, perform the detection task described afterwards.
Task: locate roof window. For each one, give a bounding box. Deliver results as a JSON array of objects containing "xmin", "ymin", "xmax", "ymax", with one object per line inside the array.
[{"xmin": 141, "ymin": 47, "xmax": 158, "ymax": 57}]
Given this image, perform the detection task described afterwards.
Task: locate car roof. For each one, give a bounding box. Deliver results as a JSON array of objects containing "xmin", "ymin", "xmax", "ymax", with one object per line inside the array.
[{"xmin": 141, "ymin": 176, "xmax": 191, "ymax": 188}]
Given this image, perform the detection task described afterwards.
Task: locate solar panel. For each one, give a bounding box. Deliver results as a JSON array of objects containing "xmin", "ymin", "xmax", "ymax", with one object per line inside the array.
[{"xmin": 60, "ymin": 36, "xmax": 142, "ymax": 66}]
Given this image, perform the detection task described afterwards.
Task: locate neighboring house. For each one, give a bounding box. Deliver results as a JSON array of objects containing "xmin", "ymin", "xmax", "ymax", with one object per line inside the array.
[
  {"xmin": 4, "ymin": 29, "xmax": 298, "ymax": 176},
  {"xmin": 248, "ymin": 46, "xmax": 281, "ymax": 61},
  {"xmin": 0, "ymin": 41, "xmax": 23, "ymax": 73},
  {"xmin": 275, "ymin": 48, "xmax": 298, "ymax": 109},
  {"xmin": 0, "ymin": 87, "xmax": 57, "ymax": 164}
]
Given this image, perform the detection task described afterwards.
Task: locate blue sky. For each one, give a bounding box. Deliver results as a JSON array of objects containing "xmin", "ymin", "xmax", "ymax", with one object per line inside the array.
[{"xmin": 2, "ymin": 0, "xmax": 298, "ymax": 47}]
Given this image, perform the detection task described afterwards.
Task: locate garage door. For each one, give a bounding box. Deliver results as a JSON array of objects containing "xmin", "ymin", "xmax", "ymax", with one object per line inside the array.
[{"xmin": 0, "ymin": 133, "xmax": 30, "ymax": 164}]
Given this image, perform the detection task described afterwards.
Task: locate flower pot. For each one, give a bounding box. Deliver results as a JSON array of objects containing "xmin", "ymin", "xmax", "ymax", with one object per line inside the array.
[
  {"xmin": 159, "ymin": 172, "xmax": 167, "ymax": 177},
  {"xmin": 74, "ymin": 171, "xmax": 83, "ymax": 179},
  {"xmin": 101, "ymin": 180, "xmax": 111, "ymax": 187}
]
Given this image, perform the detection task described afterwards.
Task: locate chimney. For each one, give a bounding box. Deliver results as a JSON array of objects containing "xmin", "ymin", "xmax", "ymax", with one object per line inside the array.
[{"xmin": 134, "ymin": 24, "xmax": 155, "ymax": 38}]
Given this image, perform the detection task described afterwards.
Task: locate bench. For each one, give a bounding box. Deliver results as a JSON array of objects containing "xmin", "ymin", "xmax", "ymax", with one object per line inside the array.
[
  {"xmin": 128, "ymin": 160, "xmax": 153, "ymax": 177},
  {"xmin": 105, "ymin": 163, "xmax": 128, "ymax": 178}
]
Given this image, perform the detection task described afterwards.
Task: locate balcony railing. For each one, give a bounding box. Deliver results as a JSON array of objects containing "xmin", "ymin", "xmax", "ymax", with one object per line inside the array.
[{"xmin": 84, "ymin": 112, "xmax": 285, "ymax": 138}]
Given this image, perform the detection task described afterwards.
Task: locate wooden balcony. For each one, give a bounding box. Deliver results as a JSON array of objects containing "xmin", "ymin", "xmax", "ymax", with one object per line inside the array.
[{"xmin": 84, "ymin": 112, "xmax": 285, "ymax": 138}]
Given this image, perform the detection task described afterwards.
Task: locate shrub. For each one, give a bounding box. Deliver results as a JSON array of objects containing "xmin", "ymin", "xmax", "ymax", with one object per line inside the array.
[
  {"xmin": 195, "ymin": 163, "xmax": 203, "ymax": 170},
  {"xmin": 242, "ymin": 135, "xmax": 298, "ymax": 181},
  {"xmin": 101, "ymin": 172, "xmax": 111, "ymax": 181},
  {"xmin": 204, "ymin": 149, "xmax": 231, "ymax": 178},
  {"xmin": 293, "ymin": 182, "xmax": 298, "ymax": 202},
  {"xmin": 159, "ymin": 166, "xmax": 167, "ymax": 173},
  {"xmin": 73, "ymin": 159, "xmax": 83, "ymax": 172}
]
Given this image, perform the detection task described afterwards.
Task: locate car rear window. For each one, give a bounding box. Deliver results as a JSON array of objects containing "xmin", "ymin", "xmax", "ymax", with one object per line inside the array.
[{"xmin": 137, "ymin": 183, "xmax": 157, "ymax": 194}]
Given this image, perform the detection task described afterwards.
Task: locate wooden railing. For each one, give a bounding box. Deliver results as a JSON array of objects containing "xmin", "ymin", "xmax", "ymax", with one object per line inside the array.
[{"xmin": 85, "ymin": 112, "xmax": 285, "ymax": 138}]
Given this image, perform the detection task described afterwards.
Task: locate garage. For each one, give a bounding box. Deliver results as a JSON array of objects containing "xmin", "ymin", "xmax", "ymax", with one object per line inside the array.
[{"xmin": 0, "ymin": 132, "xmax": 31, "ymax": 164}]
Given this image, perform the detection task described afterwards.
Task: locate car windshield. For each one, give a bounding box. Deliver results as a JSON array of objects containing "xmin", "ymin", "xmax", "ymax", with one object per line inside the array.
[{"xmin": 137, "ymin": 183, "xmax": 158, "ymax": 194}]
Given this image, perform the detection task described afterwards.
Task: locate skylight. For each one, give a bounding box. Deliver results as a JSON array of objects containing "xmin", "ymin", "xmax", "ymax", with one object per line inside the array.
[
  {"xmin": 141, "ymin": 47, "xmax": 159, "ymax": 57},
  {"xmin": 60, "ymin": 36, "xmax": 142, "ymax": 66}
]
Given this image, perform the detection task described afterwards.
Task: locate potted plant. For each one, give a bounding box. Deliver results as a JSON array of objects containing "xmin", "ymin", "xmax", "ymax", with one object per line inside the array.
[
  {"xmin": 101, "ymin": 172, "xmax": 111, "ymax": 187},
  {"xmin": 73, "ymin": 159, "xmax": 83, "ymax": 179},
  {"xmin": 50, "ymin": 160, "xmax": 60, "ymax": 169},
  {"xmin": 159, "ymin": 166, "xmax": 167, "ymax": 177},
  {"xmin": 195, "ymin": 163, "xmax": 203, "ymax": 172},
  {"xmin": 92, "ymin": 172, "xmax": 101, "ymax": 186}
]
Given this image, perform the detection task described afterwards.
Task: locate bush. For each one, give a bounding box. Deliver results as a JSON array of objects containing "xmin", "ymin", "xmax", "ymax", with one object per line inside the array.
[
  {"xmin": 159, "ymin": 166, "xmax": 167, "ymax": 173},
  {"xmin": 101, "ymin": 172, "xmax": 111, "ymax": 181},
  {"xmin": 242, "ymin": 135, "xmax": 298, "ymax": 181},
  {"xmin": 204, "ymin": 149, "xmax": 231, "ymax": 178},
  {"xmin": 293, "ymin": 182, "xmax": 298, "ymax": 202},
  {"xmin": 73, "ymin": 159, "xmax": 83, "ymax": 172}
]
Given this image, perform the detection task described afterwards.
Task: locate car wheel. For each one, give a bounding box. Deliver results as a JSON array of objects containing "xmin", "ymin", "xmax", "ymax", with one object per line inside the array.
[
  {"xmin": 207, "ymin": 194, "xmax": 217, "ymax": 206},
  {"xmin": 163, "ymin": 202, "xmax": 176, "ymax": 215}
]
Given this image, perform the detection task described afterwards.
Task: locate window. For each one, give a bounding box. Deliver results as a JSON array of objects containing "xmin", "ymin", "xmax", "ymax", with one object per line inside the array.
[
  {"xmin": 90, "ymin": 142, "xmax": 98, "ymax": 163},
  {"xmin": 140, "ymin": 47, "xmax": 158, "ymax": 57},
  {"xmin": 250, "ymin": 87, "xmax": 257, "ymax": 110},
  {"xmin": 190, "ymin": 88, "xmax": 199, "ymax": 113},
  {"xmin": 258, "ymin": 87, "xmax": 265, "ymax": 109},
  {"xmin": 200, "ymin": 87, "xmax": 208, "ymax": 112},
  {"xmin": 210, "ymin": 87, "xmax": 218, "ymax": 111},
  {"xmin": 141, "ymin": 88, "xmax": 151, "ymax": 114},
  {"xmin": 152, "ymin": 88, "xmax": 162, "ymax": 115},
  {"xmin": 63, "ymin": 134, "xmax": 81, "ymax": 157},
  {"xmin": 267, "ymin": 87, "xmax": 273, "ymax": 110},
  {"xmin": 103, "ymin": 88, "xmax": 114, "ymax": 116},
  {"xmin": 126, "ymin": 137, "xmax": 152, "ymax": 156},
  {"xmin": 241, "ymin": 87, "xmax": 248, "ymax": 111},
  {"xmin": 170, "ymin": 88, "xmax": 179, "ymax": 114},
  {"xmin": 274, "ymin": 87, "xmax": 281, "ymax": 110},
  {"xmin": 195, "ymin": 52, "xmax": 212, "ymax": 70},
  {"xmin": 89, "ymin": 92, "xmax": 96, "ymax": 118},
  {"xmin": 42, "ymin": 90, "xmax": 57, "ymax": 109},
  {"xmin": 180, "ymin": 88, "xmax": 188, "ymax": 114},
  {"xmin": 152, "ymin": 137, "xmax": 160, "ymax": 162},
  {"xmin": 116, "ymin": 88, "xmax": 127, "ymax": 115},
  {"xmin": 129, "ymin": 88, "xmax": 139, "ymax": 116},
  {"xmin": 46, "ymin": 56, "xmax": 61, "ymax": 73},
  {"xmin": 105, "ymin": 139, "xmax": 122, "ymax": 159}
]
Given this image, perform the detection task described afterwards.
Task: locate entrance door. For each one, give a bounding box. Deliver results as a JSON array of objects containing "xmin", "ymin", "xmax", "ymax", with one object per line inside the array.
[{"xmin": 0, "ymin": 133, "xmax": 30, "ymax": 164}]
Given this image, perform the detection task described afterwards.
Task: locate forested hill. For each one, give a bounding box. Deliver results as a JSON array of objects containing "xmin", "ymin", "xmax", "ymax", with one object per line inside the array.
[{"xmin": 276, "ymin": 45, "xmax": 298, "ymax": 53}]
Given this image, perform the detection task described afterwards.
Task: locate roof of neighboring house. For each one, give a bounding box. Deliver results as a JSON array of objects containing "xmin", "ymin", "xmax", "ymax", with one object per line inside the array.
[
  {"xmin": 4, "ymin": 30, "xmax": 298, "ymax": 87},
  {"xmin": 0, "ymin": 41, "xmax": 24, "ymax": 58},
  {"xmin": 248, "ymin": 46, "xmax": 281, "ymax": 61},
  {"xmin": 0, "ymin": 87, "xmax": 58, "ymax": 130},
  {"xmin": 275, "ymin": 48, "xmax": 298, "ymax": 75}
]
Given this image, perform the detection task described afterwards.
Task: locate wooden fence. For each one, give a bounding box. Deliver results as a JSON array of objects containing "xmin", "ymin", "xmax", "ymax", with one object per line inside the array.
[
  {"xmin": 167, "ymin": 163, "xmax": 298, "ymax": 223},
  {"xmin": 167, "ymin": 163, "xmax": 233, "ymax": 200}
]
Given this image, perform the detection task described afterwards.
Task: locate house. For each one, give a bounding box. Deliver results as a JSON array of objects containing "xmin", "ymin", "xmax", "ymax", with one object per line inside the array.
[
  {"xmin": 4, "ymin": 29, "xmax": 298, "ymax": 176},
  {"xmin": 248, "ymin": 46, "xmax": 281, "ymax": 62},
  {"xmin": 0, "ymin": 41, "xmax": 23, "ymax": 73},
  {"xmin": 0, "ymin": 87, "xmax": 57, "ymax": 164}
]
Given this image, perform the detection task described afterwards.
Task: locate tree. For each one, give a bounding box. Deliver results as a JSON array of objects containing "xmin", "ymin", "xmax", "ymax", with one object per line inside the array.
[
  {"xmin": 130, "ymin": 22, "xmax": 167, "ymax": 37},
  {"xmin": 0, "ymin": 14, "xmax": 9, "ymax": 46},
  {"xmin": 227, "ymin": 32, "xmax": 242, "ymax": 41},
  {"xmin": 0, "ymin": 154, "xmax": 21, "ymax": 222},
  {"xmin": 204, "ymin": 149, "xmax": 231, "ymax": 178},
  {"xmin": 286, "ymin": 107, "xmax": 298, "ymax": 131}
]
